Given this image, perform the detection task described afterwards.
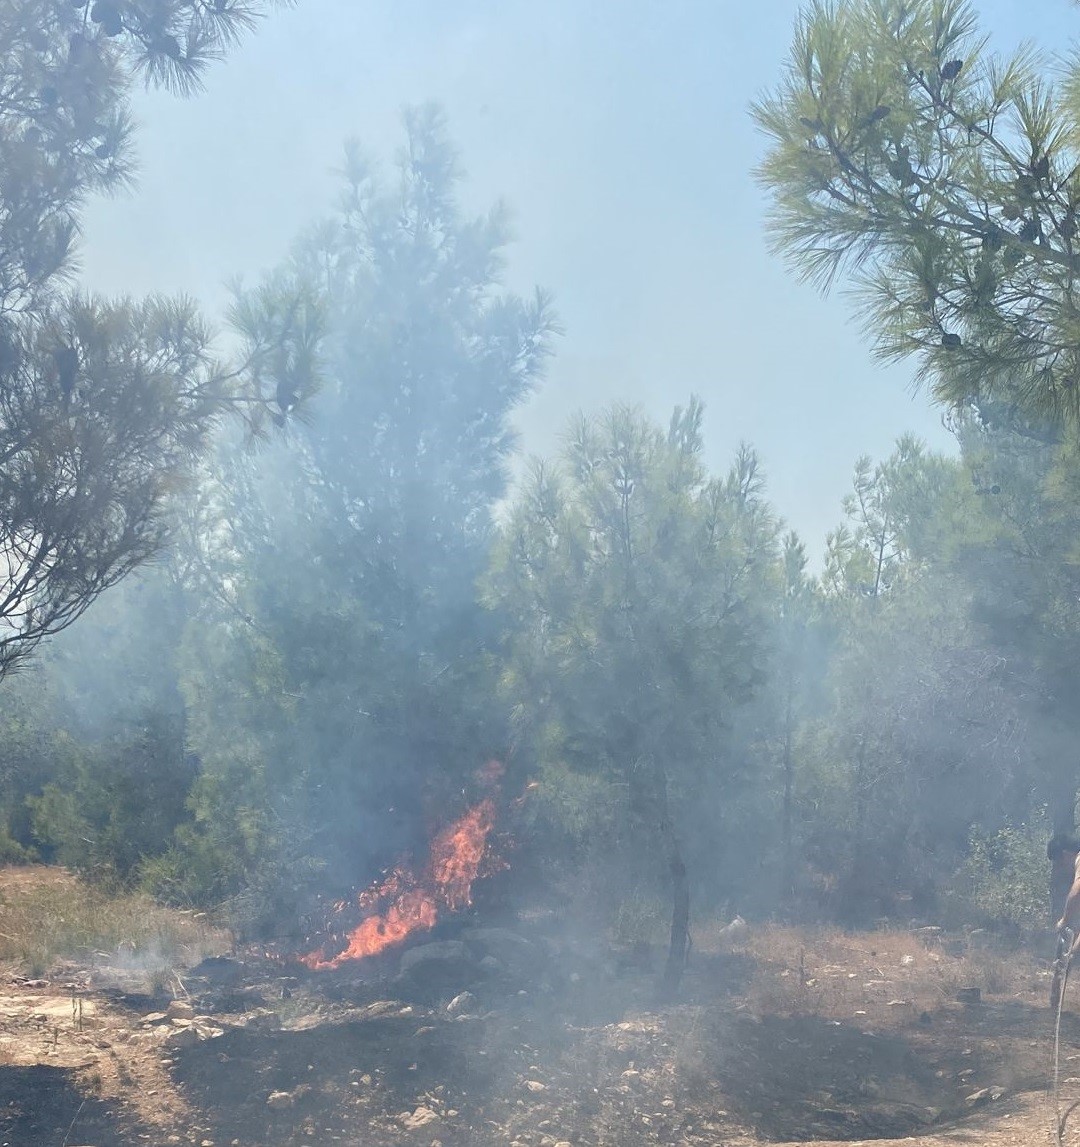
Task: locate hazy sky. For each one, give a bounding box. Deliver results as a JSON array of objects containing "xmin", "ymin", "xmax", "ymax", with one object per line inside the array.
[{"xmin": 79, "ymin": 0, "xmax": 1077, "ymax": 554}]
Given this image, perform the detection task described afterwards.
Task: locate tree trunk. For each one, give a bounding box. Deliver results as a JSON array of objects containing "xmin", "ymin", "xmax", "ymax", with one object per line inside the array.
[
  {"xmin": 661, "ymin": 832, "xmax": 690, "ymax": 995},
  {"xmin": 628, "ymin": 756, "xmax": 690, "ymax": 996},
  {"xmin": 781, "ymin": 679, "xmax": 795, "ymax": 903}
]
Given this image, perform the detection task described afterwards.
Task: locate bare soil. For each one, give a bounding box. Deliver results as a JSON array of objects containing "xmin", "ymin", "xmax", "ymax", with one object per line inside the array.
[{"xmin": 1, "ymin": 866, "xmax": 1074, "ymax": 1147}]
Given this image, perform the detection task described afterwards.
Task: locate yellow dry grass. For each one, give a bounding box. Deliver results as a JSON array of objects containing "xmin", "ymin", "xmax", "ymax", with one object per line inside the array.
[{"xmin": 0, "ymin": 864, "xmax": 229, "ymax": 978}]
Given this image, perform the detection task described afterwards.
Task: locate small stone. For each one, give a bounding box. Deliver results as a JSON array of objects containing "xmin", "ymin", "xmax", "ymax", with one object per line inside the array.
[
  {"xmin": 166, "ymin": 1000, "xmax": 195, "ymax": 1020},
  {"xmin": 267, "ymin": 1090, "xmax": 294, "ymax": 1109},
  {"xmin": 399, "ymin": 1105, "xmax": 439, "ymax": 1130},
  {"xmin": 164, "ymin": 1025, "xmax": 199, "ymax": 1049},
  {"xmin": 445, "ymin": 991, "xmax": 476, "ymax": 1015},
  {"xmin": 525, "ymin": 1080, "xmax": 547, "ymax": 1092}
]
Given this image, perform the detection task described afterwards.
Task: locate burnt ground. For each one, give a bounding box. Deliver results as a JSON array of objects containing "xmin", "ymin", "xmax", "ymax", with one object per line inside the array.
[{"xmin": 1, "ymin": 866, "xmax": 1076, "ymax": 1147}]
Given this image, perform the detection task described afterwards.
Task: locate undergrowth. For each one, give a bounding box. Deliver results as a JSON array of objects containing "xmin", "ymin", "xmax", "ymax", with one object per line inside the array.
[{"xmin": 0, "ymin": 866, "xmax": 228, "ymax": 978}]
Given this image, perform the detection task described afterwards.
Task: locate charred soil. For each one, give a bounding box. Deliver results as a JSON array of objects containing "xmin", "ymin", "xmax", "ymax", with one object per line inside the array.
[{"xmin": 0, "ymin": 867, "xmax": 1072, "ymax": 1146}]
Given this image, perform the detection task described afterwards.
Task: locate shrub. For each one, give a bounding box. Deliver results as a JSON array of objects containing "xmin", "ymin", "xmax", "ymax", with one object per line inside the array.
[{"xmin": 956, "ymin": 812, "xmax": 1050, "ymax": 933}]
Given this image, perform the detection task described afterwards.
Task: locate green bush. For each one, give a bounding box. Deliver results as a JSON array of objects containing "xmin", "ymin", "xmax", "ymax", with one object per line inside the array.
[
  {"xmin": 957, "ymin": 813, "xmax": 1050, "ymax": 932},
  {"xmin": 27, "ymin": 712, "xmax": 196, "ymax": 887},
  {"xmin": 0, "ymin": 823, "xmax": 34, "ymax": 864}
]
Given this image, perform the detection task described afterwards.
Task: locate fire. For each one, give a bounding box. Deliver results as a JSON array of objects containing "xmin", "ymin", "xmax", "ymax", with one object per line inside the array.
[
  {"xmin": 301, "ymin": 798, "xmax": 499, "ymax": 971},
  {"xmin": 431, "ymin": 799, "xmax": 496, "ymax": 911}
]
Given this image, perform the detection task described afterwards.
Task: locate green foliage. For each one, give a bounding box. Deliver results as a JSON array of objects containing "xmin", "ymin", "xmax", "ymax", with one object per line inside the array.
[
  {"xmin": 490, "ymin": 399, "xmax": 780, "ymax": 875},
  {"xmin": 0, "ymin": 824, "xmax": 33, "ymax": 864},
  {"xmin": 27, "ymin": 712, "xmax": 194, "ymax": 886},
  {"xmin": 167, "ymin": 110, "xmax": 555, "ymax": 925},
  {"xmin": 822, "ymin": 433, "xmax": 967, "ymax": 598},
  {"xmin": 755, "ymin": 0, "xmax": 1080, "ymax": 429},
  {"xmin": 794, "ymin": 435, "xmax": 1047, "ymax": 918},
  {"xmin": 958, "ymin": 813, "xmax": 1051, "ymax": 931},
  {"xmin": 0, "ymin": 0, "xmax": 298, "ymax": 683},
  {"xmin": 1, "ymin": 294, "xmax": 235, "ymax": 678},
  {"xmin": 0, "ymin": 677, "xmax": 81, "ymax": 858}
]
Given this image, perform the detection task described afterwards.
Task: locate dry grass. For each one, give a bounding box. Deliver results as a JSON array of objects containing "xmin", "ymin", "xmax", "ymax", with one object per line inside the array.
[
  {"xmin": 0, "ymin": 865, "xmax": 229, "ymax": 979},
  {"xmin": 735, "ymin": 922, "xmax": 1048, "ymax": 1025}
]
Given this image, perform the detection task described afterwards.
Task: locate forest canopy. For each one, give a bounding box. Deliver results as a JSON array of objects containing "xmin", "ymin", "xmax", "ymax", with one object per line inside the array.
[{"xmin": 2, "ymin": 0, "xmax": 1077, "ymax": 981}]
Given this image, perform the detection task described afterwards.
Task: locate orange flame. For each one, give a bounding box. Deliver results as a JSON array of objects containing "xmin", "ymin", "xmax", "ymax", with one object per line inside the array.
[{"xmin": 302, "ymin": 798, "xmax": 499, "ymax": 971}]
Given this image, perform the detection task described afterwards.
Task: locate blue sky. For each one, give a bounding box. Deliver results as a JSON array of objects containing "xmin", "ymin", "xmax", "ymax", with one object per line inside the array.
[{"xmin": 79, "ymin": 0, "xmax": 1077, "ymax": 555}]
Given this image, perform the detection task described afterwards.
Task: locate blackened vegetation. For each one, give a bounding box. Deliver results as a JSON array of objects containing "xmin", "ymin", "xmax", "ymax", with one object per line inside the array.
[
  {"xmin": 0, "ymin": 1064, "xmax": 141, "ymax": 1145},
  {"xmin": 150, "ymin": 930, "xmax": 1059, "ymax": 1146}
]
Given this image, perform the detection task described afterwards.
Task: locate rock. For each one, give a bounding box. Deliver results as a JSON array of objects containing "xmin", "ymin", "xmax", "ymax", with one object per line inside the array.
[
  {"xmin": 446, "ymin": 991, "xmax": 476, "ymax": 1016},
  {"xmin": 399, "ymin": 1105, "xmax": 439, "ymax": 1130},
  {"xmin": 479, "ymin": 955, "xmax": 503, "ymax": 976},
  {"xmin": 266, "ymin": 1090, "xmax": 294, "ymax": 1110},
  {"xmin": 525, "ymin": 1079, "xmax": 547, "ymax": 1092},
  {"xmin": 189, "ymin": 956, "xmax": 243, "ymax": 986},
  {"xmin": 396, "ymin": 941, "xmax": 479, "ymax": 998},
  {"xmin": 166, "ymin": 999, "xmax": 195, "ymax": 1020},
  {"xmin": 460, "ymin": 927, "xmax": 544, "ymax": 975},
  {"xmin": 142, "ymin": 1011, "xmax": 169, "ymax": 1025},
  {"xmin": 242, "ymin": 1009, "xmax": 283, "ymax": 1032},
  {"xmin": 399, "ymin": 939, "xmax": 469, "ymax": 974},
  {"xmin": 358, "ymin": 1000, "xmax": 402, "ymax": 1019},
  {"xmin": 164, "ymin": 1025, "xmax": 200, "ymax": 1049},
  {"xmin": 965, "ymin": 1087, "xmax": 994, "ymax": 1107}
]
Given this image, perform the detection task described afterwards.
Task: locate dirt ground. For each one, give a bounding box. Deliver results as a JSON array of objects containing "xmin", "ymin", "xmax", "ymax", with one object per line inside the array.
[{"xmin": 1, "ymin": 865, "xmax": 1077, "ymax": 1147}]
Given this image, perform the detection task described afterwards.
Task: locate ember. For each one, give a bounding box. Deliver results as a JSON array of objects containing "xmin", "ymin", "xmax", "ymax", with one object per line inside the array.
[{"xmin": 302, "ymin": 798, "xmax": 500, "ymax": 970}]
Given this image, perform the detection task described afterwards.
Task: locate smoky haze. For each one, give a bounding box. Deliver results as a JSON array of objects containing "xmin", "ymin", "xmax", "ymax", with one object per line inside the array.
[
  {"xmin": 9, "ymin": 0, "xmax": 1075, "ymax": 950},
  {"xmin": 75, "ymin": 0, "xmax": 979, "ymax": 552},
  {"xmin": 6, "ymin": 2, "xmax": 1080, "ymax": 1144}
]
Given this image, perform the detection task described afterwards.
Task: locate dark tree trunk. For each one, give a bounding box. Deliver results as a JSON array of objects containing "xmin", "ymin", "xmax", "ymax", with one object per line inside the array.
[
  {"xmin": 627, "ymin": 755, "xmax": 691, "ymax": 996},
  {"xmin": 781, "ymin": 680, "xmax": 795, "ymax": 902},
  {"xmin": 661, "ymin": 830, "xmax": 690, "ymax": 994}
]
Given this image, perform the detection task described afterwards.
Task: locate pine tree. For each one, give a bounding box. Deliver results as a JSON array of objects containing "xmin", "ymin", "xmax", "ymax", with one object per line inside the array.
[
  {"xmin": 489, "ymin": 400, "xmax": 779, "ymax": 990},
  {"xmin": 0, "ymin": 0, "xmax": 300, "ymax": 679},
  {"xmin": 170, "ymin": 110, "xmax": 556, "ymax": 927},
  {"xmin": 755, "ymin": 0, "xmax": 1080, "ymax": 433}
]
